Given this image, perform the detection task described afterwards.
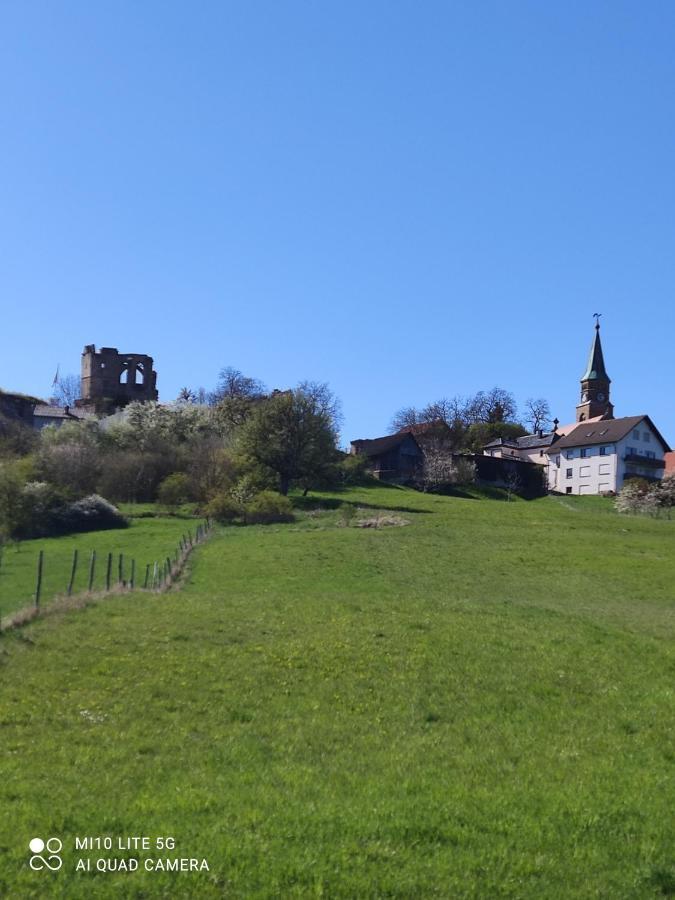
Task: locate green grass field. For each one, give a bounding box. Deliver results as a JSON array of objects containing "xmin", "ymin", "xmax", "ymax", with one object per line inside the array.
[
  {"xmin": 0, "ymin": 511, "xmax": 204, "ymax": 621},
  {"xmin": 1, "ymin": 486, "xmax": 674, "ymax": 898}
]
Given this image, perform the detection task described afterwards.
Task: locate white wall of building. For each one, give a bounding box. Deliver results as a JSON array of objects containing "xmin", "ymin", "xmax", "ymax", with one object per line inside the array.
[{"xmin": 546, "ymin": 419, "xmax": 666, "ymax": 495}]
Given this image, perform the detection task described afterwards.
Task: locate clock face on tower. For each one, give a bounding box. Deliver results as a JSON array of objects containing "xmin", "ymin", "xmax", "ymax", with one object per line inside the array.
[
  {"xmin": 581, "ymin": 391, "xmax": 589, "ymax": 401},
  {"xmin": 597, "ymin": 392, "xmax": 606, "ymax": 402}
]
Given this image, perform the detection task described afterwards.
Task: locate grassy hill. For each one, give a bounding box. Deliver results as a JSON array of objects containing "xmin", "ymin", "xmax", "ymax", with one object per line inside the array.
[
  {"xmin": 1, "ymin": 486, "xmax": 674, "ymax": 898},
  {"xmin": 0, "ymin": 510, "xmax": 205, "ymax": 620}
]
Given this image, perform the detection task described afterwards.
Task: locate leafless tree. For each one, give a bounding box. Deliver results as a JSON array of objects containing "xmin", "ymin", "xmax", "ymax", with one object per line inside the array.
[
  {"xmin": 465, "ymin": 388, "xmax": 518, "ymax": 424},
  {"xmin": 390, "ymin": 406, "xmax": 422, "ymax": 433},
  {"xmin": 209, "ymin": 367, "xmax": 266, "ymax": 405},
  {"xmin": 49, "ymin": 373, "xmax": 80, "ymax": 408},
  {"xmin": 297, "ymin": 380, "xmax": 343, "ymax": 434},
  {"xmin": 524, "ymin": 397, "xmax": 552, "ymax": 433}
]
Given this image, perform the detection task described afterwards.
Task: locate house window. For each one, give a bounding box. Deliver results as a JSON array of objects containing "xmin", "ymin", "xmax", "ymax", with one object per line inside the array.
[
  {"xmin": 627, "ymin": 446, "xmax": 636, "ymax": 456},
  {"xmin": 598, "ymin": 463, "xmax": 611, "ymax": 475},
  {"xmin": 566, "ymin": 487, "xmax": 573, "ymax": 495},
  {"xmin": 566, "ymin": 468, "xmax": 573, "ymax": 478},
  {"xmin": 645, "ymin": 451, "xmax": 656, "ymax": 460},
  {"xmin": 566, "ymin": 450, "xmax": 574, "ymax": 459},
  {"xmin": 599, "ymin": 446, "xmax": 606, "ymax": 455},
  {"xmin": 579, "ymin": 465, "xmax": 591, "ymax": 477},
  {"xmin": 555, "ymin": 455, "xmax": 561, "ymax": 467},
  {"xmin": 633, "ymin": 430, "xmax": 641, "ymax": 440},
  {"xmin": 539, "ymin": 450, "xmax": 544, "ymax": 457},
  {"xmin": 580, "ymin": 448, "xmax": 589, "ymax": 458},
  {"xmin": 643, "ymin": 432, "xmax": 651, "ymax": 442}
]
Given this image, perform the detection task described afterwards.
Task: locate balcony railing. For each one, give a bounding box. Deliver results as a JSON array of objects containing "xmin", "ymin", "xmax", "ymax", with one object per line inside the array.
[{"xmin": 623, "ymin": 454, "xmax": 665, "ymax": 469}]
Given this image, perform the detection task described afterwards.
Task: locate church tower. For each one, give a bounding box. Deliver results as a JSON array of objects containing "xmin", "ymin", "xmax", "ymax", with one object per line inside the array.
[{"xmin": 575, "ymin": 317, "xmax": 614, "ymax": 422}]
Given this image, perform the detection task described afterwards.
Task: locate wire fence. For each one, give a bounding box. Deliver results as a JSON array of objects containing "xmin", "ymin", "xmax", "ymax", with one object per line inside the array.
[{"xmin": 0, "ymin": 518, "xmax": 213, "ymax": 632}]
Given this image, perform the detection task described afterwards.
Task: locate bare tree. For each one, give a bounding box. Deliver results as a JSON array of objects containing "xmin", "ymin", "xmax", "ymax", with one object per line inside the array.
[
  {"xmin": 49, "ymin": 373, "xmax": 80, "ymax": 408},
  {"xmin": 297, "ymin": 380, "xmax": 343, "ymax": 434},
  {"xmin": 465, "ymin": 388, "xmax": 518, "ymax": 424},
  {"xmin": 524, "ymin": 397, "xmax": 552, "ymax": 433},
  {"xmin": 209, "ymin": 367, "xmax": 266, "ymax": 405},
  {"xmin": 390, "ymin": 406, "xmax": 422, "ymax": 433}
]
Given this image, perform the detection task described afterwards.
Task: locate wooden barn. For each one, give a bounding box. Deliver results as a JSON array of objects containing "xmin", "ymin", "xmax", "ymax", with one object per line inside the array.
[{"xmin": 350, "ymin": 432, "xmax": 423, "ymax": 483}]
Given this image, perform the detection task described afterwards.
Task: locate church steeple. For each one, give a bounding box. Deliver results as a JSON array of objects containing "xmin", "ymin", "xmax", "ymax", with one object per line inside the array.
[{"xmin": 576, "ymin": 316, "xmax": 614, "ymax": 422}]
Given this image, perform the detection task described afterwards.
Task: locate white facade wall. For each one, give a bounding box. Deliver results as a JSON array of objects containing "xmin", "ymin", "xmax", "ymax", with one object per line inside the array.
[
  {"xmin": 616, "ymin": 427, "xmax": 666, "ymax": 487},
  {"xmin": 546, "ymin": 420, "xmax": 666, "ymax": 495},
  {"xmin": 547, "ymin": 443, "xmax": 618, "ymax": 494}
]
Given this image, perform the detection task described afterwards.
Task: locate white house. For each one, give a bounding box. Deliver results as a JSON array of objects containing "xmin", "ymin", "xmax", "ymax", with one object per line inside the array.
[
  {"xmin": 545, "ymin": 415, "xmax": 669, "ymax": 495},
  {"xmin": 482, "ymin": 319, "xmax": 671, "ymax": 495}
]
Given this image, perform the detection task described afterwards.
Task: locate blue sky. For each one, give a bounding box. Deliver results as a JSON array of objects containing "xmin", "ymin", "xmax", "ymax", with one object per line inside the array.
[{"xmin": 1, "ymin": 1, "xmax": 674, "ymax": 446}]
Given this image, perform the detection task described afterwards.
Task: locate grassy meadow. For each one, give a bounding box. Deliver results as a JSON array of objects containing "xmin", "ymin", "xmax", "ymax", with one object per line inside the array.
[
  {"xmin": 0, "ymin": 485, "xmax": 674, "ymax": 897},
  {"xmin": 0, "ymin": 508, "xmax": 204, "ymax": 621}
]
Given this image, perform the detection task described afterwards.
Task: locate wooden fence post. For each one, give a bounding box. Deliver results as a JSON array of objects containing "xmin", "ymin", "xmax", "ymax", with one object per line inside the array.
[
  {"xmin": 106, "ymin": 553, "xmax": 113, "ymax": 591},
  {"xmin": 130, "ymin": 559, "xmax": 135, "ymax": 589},
  {"xmin": 88, "ymin": 550, "xmax": 96, "ymax": 591},
  {"xmin": 35, "ymin": 550, "xmax": 44, "ymax": 608},
  {"xmin": 118, "ymin": 553, "xmax": 124, "ymax": 586},
  {"xmin": 67, "ymin": 549, "xmax": 78, "ymax": 596},
  {"xmin": 144, "ymin": 564, "xmax": 150, "ymax": 589}
]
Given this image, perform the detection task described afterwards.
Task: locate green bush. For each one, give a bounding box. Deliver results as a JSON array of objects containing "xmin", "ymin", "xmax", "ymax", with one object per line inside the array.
[
  {"xmin": 245, "ymin": 491, "xmax": 294, "ymax": 525},
  {"xmin": 157, "ymin": 472, "xmax": 191, "ymax": 509},
  {"xmin": 336, "ymin": 454, "xmax": 371, "ymax": 485},
  {"xmin": 1, "ymin": 481, "xmax": 127, "ymax": 539},
  {"xmin": 206, "ymin": 492, "xmax": 243, "ymax": 524}
]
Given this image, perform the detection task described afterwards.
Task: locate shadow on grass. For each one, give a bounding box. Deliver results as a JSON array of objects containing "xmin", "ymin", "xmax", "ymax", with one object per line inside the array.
[{"xmin": 291, "ymin": 495, "xmax": 431, "ymax": 515}]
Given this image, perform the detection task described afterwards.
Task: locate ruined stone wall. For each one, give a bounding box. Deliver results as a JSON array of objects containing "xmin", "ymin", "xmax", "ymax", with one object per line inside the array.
[{"xmin": 78, "ymin": 345, "xmax": 158, "ymax": 411}]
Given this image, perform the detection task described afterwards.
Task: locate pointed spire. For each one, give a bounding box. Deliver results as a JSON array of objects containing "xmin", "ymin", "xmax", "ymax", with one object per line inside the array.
[{"xmin": 581, "ymin": 317, "xmax": 610, "ymax": 382}]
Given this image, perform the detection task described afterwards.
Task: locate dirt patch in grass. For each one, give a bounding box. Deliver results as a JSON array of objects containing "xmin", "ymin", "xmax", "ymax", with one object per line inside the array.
[{"xmin": 354, "ymin": 514, "xmax": 410, "ymax": 528}]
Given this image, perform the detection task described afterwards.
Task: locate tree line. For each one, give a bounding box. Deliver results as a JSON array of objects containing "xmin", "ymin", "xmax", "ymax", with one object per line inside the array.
[
  {"xmin": 390, "ymin": 388, "xmax": 552, "ymax": 453},
  {"xmin": 1, "ymin": 368, "xmax": 363, "ymax": 538}
]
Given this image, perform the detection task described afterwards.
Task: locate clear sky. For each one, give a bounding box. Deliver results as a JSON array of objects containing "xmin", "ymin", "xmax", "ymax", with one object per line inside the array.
[{"xmin": 2, "ymin": 1, "xmax": 674, "ymax": 446}]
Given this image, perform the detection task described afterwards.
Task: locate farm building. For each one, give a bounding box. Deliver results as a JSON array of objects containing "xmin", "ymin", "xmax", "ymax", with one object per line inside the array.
[{"xmin": 350, "ymin": 432, "xmax": 423, "ymax": 482}]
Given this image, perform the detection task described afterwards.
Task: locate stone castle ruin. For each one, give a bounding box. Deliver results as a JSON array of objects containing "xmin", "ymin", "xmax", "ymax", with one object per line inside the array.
[{"xmin": 76, "ymin": 345, "xmax": 158, "ymax": 413}]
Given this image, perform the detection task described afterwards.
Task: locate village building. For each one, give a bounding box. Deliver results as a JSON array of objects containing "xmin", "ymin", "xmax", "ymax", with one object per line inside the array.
[
  {"xmin": 350, "ymin": 432, "xmax": 423, "ymax": 482},
  {"xmin": 483, "ymin": 319, "xmax": 671, "ymax": 495},
  {"xmin": 32, "ymin": 404, "xmax": 90, "ymax": 430},
  {"xmin": 547, "ymin": 415, "xmax": 669, "ymax": 494}
]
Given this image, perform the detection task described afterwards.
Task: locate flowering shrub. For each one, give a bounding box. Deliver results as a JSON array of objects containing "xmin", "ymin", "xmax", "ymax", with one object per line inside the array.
[
  {"xmin": 0, "ymin": 483, "xmax": 127, "ymax": 539},
  {"xmin": 55, "ymin": 494, "xmax": 128, "ymax": 533}
]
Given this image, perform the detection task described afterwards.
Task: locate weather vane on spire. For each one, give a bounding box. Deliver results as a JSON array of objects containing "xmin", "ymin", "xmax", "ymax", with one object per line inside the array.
[{"xmin": 592, "ymin": 312, "xmax": 602, "ymax": 329}]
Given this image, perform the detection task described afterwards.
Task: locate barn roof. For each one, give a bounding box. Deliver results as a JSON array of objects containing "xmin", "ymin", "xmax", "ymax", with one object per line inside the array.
[{"xmin": 351, "ymin": 432, "xmax": 421, "ymax": 457}]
